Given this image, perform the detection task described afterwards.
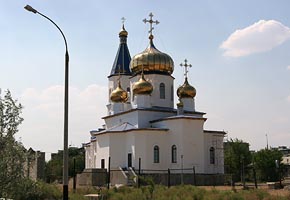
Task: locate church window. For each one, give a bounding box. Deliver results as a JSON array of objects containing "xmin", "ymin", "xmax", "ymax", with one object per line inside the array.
[
  {"xmin": 160, "ymin": 83, "xmax": 165, "ymax": 99},
  {"xmin": 210, "ymin": 147, "xmax": 215, "ymax": 164},
  {"xmin": 127, "ymin": 87, "xmax": 130, "ymax": 92},
  {"xmin": 172, "ymin": 145, "xmax": 177, "ymax": 163},
  {"xmin": 153, "ymin": 145, "xmax": 159, "ymax": 163}
]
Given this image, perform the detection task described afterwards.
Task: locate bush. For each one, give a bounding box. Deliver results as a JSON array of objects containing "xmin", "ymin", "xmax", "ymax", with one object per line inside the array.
[{"xmin": 10, "ymin": 179, "xmax": 61, "ymax": 200}]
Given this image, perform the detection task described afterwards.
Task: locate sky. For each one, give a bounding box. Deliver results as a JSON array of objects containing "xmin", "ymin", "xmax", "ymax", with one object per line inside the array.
[{"xmin": 1, "ymin": 0, "xmax": 290, "ymax": 156}]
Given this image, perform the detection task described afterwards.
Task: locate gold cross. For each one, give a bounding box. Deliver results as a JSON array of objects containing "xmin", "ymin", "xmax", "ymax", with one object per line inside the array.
[
  {"xmin": 143, "ymin": 12, "xmax": 159, "ymax": 36},
  {"xmin": 121, "ymin": 17, "xmax": 126, "ymax": 25},
  {"xmin": 180, "ymin": 59, "xmax": 192, "ymax": 78}
]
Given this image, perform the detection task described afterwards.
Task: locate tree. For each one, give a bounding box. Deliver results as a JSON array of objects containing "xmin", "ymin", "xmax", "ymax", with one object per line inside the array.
[
  {"xmin": 0, "ymin": 90, "xmax": 25, "ymax": 198},
  {"xmin": 224, "ymin": 138, "xmax": 252, "ymax": 182},
  {"xmin": 253, "ymin": 148, "xmax": 283, "ymax": 182},
  {"xmin": 45, "ymin": 147, "xmax": 85, "ymax": 183}
]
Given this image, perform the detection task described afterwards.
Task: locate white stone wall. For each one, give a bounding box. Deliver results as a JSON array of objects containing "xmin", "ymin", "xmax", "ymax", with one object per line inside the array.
[
  {"xmin": 86, "ymin": 123, "xmax": 225, "ymax": 175},
  {"xmin": 104, "ymin": 109, "xmax": 174, "ymax": 129},
  {"xmin": 84, "ymin": 144, "xmax": 93, "ymax": 168},
  {"xmin": 181, "ymin": 98, "xmax": 195, "ymax": 112},
  {"xmin": 109, "ymin": 133, "xmax": 127, "ymax": 168},
  {"xmin": 94, "ymin": 134, "xmax": 110, "ymax": 168},
  {"xmin": 203, "ymin": 133, "xmax": 225, "ymax": 174},
  {"xmin": 151, "ymin": 117, "xmax": 206, "ymax": 173}
]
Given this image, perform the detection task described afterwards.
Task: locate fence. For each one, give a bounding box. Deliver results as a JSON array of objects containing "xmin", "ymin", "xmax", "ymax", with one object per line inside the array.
[{"xmin": 76, "ymin": 167, "xmax": 226, "ymax": 188}]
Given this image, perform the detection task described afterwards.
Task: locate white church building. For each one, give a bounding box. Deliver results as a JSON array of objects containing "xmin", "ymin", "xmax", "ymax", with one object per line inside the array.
[{"xmin": 84, "ymin": 13, "xmax": 225, "ymax": 179}]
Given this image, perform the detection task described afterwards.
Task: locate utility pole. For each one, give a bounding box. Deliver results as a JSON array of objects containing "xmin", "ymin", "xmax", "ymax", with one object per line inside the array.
[{"xmin": 266, "ymin": 134, "xmax": 269, "ymax": 149}]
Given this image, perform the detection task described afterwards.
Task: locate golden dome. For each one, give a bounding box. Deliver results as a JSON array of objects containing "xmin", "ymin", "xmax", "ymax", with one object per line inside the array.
[
  {"xmin": 130, "ymin": 36, "xmax": 174, "ymax": 75},
  {"xmin": 110, "ymin": 81, "xmax": 128, "ymax": 103},
  {"xmin": 177, "ymin": 77, "xmax": 196, "ymax": 98},
  {"xmin": 119, "ymin": 24, "xmax": 128, "ymax": 37},
  {"xmin": 133, "ymin": 73, "xmax": 153, "ymax": 95}
]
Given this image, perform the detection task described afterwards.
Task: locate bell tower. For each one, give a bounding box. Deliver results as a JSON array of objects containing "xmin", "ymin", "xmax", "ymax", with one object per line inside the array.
[{"xmin": 107, "ymin": 19, "xmax": 132, "ymax": 115}]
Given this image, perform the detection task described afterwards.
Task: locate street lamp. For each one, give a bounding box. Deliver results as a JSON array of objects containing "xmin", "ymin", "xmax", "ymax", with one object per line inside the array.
[{"xmin": 24, "ymin": 5, "xmax": 69, "ymax": 200}]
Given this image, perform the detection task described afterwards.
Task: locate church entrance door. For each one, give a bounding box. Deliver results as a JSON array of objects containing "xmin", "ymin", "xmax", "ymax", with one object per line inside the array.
[{"xmin": 128, "ymin": 153, "xmax": 132, "ymax": 168}]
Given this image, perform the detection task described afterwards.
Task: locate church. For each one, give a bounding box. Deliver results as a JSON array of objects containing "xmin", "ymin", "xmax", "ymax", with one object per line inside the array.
[{"xmin": 84, "ymin": 13, "xmax": 225, "ymax": 182}]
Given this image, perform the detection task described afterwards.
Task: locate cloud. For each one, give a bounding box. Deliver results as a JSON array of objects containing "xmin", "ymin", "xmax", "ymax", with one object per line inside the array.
[
  {"xmin": 220, "ymin": 20, "xmax": 290, "ymax": 57},
  {"xmin": 287, "ymin": 95, "xmax": 290, "ymax": 102},
  {"xmin": 287, "ymin": 66, "xmax": 290, "ymax": 70},
  {"xmin": 18, "ymin": 84, "xmax": 107, "ymax": 153}
]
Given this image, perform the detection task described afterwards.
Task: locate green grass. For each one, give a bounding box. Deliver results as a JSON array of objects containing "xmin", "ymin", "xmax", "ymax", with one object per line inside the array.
[
  {"xmin": 18, "ymin": 182, "xmax": 289, "ymax": 200},
  {"xmin": 89, "ymin": 185, "xmax": 289, "ymax": 200}
]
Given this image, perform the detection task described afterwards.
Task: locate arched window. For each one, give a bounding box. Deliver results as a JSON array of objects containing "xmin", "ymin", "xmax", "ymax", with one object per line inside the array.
[
  {"xmin": 160, "ymin": 83, "xmax": 165, "ymax": 99},
  {"xmin": 172, "ymin": 145, "xmax": 177, "ymax": 163},
  {"xmin": 210, "ymin": 147, "xmax": 215, "ymax": 164},
  {"xmin": 153, "ymin": 145, "xmax": 159, "ymax": 163}
]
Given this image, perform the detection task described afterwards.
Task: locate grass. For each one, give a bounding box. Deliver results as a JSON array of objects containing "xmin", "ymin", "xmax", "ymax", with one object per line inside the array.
[
  {"xmin": 34, "ymin": 183, "xmax": 290, "ymax": 200},
  {"xmin": 95, "ymin": 185, "xmax": 290, "ymax": 200}
]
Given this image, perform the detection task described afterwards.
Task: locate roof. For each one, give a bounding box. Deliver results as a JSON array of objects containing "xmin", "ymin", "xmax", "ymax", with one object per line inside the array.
[
  {"xmin": 150, "ymin": 115, "xmax": 207, "ymax": 123},
  {"xmin": 108, "ymin": 32, "xmax": 132, "ymax": 77},
  {"xmin": 102, "ymin": 107, "xmax": 206, "ymax": 119},
  {"xmin": 91, "ymin": 122, "xmax": 168, "ymax": 136},
  {"xmin": 204, "ymin": 130, "xmax": 227, "ymax": 135}
]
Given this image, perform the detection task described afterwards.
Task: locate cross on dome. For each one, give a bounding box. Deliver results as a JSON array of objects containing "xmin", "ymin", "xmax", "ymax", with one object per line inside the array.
[
  {"xmin": 180, "ymin": 59, "xmax": 192, "ymax": 78},
  {"xmin": 116, "ymin": 66, "xmax": 122, "ymax": 85},
  {"xmin": 121, "ymin": 17, "xmax": 126, "ymax": 25},
  {"xmin": 116, "ymin": 64, "xmax": 126, "ymax": 81},
  {"xmin": 143, "ymin": 12, "xmax": 160, "ymax": 37}
]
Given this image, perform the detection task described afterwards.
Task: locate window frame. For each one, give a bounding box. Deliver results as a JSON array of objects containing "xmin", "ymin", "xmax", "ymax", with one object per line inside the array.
[
  {"xmin": 159, "ymin": 83, "xmax": 165, "ymax": 99},
  {"xmin": 210, "ymin": 147, "xmax": 215, "ymax": 164},
  {"xmin": 171, "ymin": 145, "xmax": 177, "ymax": 163},
  {"xmin": 153, "ymin": 145, "xmax": 160, "ymax": 163}
]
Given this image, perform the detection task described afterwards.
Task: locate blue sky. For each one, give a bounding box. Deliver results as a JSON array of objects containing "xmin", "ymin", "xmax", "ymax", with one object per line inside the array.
[{"xmin": 1, "ymin": 0, "xmax": 290, "ymax": 155}]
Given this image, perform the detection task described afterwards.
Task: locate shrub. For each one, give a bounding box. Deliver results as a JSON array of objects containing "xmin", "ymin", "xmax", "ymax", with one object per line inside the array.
[{"xmin": 11, "ymin": 179, "xmax": 61, "ymax": 200}]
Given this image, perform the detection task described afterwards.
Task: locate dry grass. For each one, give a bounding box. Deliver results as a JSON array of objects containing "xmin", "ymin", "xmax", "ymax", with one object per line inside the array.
[
  {"xmin": 199, "ymin": 185, "xmax": 290, "ymax": 197},
  {"xmin": 64, "ymin": 184, "xmax": 290, "ymax": 200}
]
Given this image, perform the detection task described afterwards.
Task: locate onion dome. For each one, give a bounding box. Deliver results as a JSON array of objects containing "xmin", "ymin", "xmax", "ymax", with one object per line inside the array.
[
  {"xmin": 119, "ymin": 24, "xmax": 128, "ymax": 37},
  {"xmin": 130, "ymin": 35, "xmax": 174, "ymax": 75},
  {"xmin": 177, "ymin": 77, "xmax": 196, "ymax": 98},
  {"xmin": 110, "ymin": 81, "xmax": 128, "ymax": 103},
  {"xmin": 133, "ymin": 73, "xmax": 153, "ymax": 95}
]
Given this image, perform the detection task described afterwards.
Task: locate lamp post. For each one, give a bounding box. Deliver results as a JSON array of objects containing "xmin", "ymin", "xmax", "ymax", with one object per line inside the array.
[{"xmin": 24, "ymin": 5, "xmax": 69, "ymax": 200}]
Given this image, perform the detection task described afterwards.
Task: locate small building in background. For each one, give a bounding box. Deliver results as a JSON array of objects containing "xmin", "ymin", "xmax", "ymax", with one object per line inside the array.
[{"xmin": 24, "ymin": 147, "xmax": 45, "ymax": 181}]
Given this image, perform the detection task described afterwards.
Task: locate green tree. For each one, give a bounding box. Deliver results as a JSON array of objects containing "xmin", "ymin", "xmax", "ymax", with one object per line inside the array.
[
  {"xmin": 254, "ymin": 148, "xmax": 283, "ymax": 181},
  {"xmin": 224, "ymin": 138, "xmax": 252, "ymax": 182},
  {"xmin": 45, "ymin": 147, "xmax": 85, "ymax": 183},
  {"xmin": 0, "ymin": 90, "xmax": 25, "ymax": 198}
]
